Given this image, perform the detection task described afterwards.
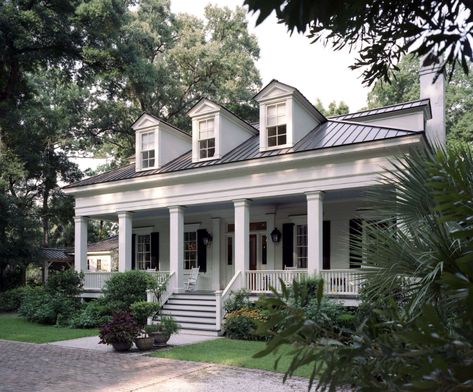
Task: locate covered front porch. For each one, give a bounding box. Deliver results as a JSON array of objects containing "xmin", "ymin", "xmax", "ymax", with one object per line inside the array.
[{"xmin": 76, "ymin": 188, "xmax": 368, "ymax": 300}]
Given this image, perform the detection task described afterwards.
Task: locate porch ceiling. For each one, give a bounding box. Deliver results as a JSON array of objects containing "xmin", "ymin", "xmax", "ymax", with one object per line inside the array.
[{"xmin": 87, "ymin": 186, "xmax": 375, "ymax": 222}]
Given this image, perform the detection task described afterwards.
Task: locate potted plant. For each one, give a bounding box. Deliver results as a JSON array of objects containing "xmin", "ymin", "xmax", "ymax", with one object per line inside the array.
[
  {"xmin": 130, "ymin": 301, "xmax": 160, "ymax": 351},
  {"xmin": 146, "ymin": 315, "xmax": 179, "ymax": 346},
  {"xmin": 99, "ymin": 311, "xmax": 140, "ymax": 352}
]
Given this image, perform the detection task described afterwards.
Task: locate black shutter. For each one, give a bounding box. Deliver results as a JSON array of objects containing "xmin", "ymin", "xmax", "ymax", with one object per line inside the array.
[
  {"xmin": 151, "ymin": 232, "xmax": 159, "ymax": 270},
  {"xmin": 323, "ymin": 220, "xmax": 331, "ymax": 270},
  {"xmin": 282, "ymin": 223, "xmax": 294, "ymax": 268},
  {"xmin": 197, "ymin": 229, "xmax": 207, "ymax": 273},
  {"xmin": 131, "ymin": 234, "xmax": 136, "ymax": 270},
  {"xmin": 349, "ymin": 219, "xmax": 363, "ymax": 268}
]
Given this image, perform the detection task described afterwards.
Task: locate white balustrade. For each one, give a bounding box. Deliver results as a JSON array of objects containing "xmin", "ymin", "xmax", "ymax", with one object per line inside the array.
[
  {"xmin": 320, "ymin": 269, "xmax": 362, "ymax": 295},
  {"xmin": 245, "ymin": 270, "xmax": 308, "ymax": 293},
  {"xmin": 83, "ymin": 272, "xmax": 115, "ymax": 290}
]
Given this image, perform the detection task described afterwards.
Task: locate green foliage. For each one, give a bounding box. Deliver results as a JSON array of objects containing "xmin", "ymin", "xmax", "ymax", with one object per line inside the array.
[
  {"xmin": 0, "ymin": 287, "xmax": 28, "ymax": 312},
  {"xmin": 69, "ymin": 300, "xmax": 111, "ymax": 329},
  {"xmin": 255, "ymin": 145, "xmax": 473, "ymax": 391},
  {"xmin": 155, "ymin": 315, "xmax": 179, "ymax": 336},
  {"xmin": 224, "ymin": 307, "xmax": 268, "ymax": 341},
  {"xmin": 45, "ymin": 270, "xmax": 83, "ymax": 297},
  {"xmin": 315, "ymin": 99, "xmax": 349, "ymax": 117},
  {"xmin": 99, "ymin": 311, "xmax": 140, "ymax": 345},
  {"xmin": 368, "ymin": 54, "xmax": 473, "ymax": 145},
  {"xmin": 102, "ymin": 270, "xmax": 157, "ymax": 311},
  {"xmin": 224, "ymin": 289, "xmax": 252, "ymax": 313},
  {"xmin": 18, "ymin": 287, "xmax": 80, "ymax": 326},
  {"xmin": 130, "ymin": 301, "xmax": 160, "ymax": 328},
  {"xmin": 245, "ymin": 0, "xmax": 471, "ymax": 85}
]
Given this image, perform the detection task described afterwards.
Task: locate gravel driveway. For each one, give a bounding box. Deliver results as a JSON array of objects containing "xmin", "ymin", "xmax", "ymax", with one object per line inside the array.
[{"xmin": 0, "ymin": 340, "xmax": 309, "ymax": 392}]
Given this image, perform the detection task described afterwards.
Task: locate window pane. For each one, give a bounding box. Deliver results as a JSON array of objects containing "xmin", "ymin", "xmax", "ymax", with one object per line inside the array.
[
  {"xmin": 268, "ymin": 127, "xmax": 276, "ymax": 137},
  {"xmin": 278, "ymin": 135, "xmax": 286, "ymax": 145},
  {"xmin": 142, "ymin": 132, "xmax": 154, "ymax": 150},
  {"xmin": 268, "ymin": 136, "xmax": 276, "ymax": 147}
]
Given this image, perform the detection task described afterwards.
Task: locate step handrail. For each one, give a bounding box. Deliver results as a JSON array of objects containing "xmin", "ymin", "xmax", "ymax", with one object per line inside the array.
[{"xmin": 216, "ymin": 271, "xmax": 243, "ymax": 331}]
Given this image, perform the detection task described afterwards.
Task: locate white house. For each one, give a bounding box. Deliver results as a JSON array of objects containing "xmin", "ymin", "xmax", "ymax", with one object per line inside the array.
[{"xmin": 64, "ymin": 63, "xmax": 445, "ymax": 334}]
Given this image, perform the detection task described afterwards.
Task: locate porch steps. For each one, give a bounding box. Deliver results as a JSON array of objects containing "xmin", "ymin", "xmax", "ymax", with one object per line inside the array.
[{"xmin": 160, "ymin": 292, "xmax": 220, "ymax": 336}]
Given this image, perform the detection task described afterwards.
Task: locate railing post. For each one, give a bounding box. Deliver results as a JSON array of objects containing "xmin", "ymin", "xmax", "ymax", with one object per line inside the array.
[{"xmin": 215, "ymin": 290, "xmax": 222, "ymax": 331}]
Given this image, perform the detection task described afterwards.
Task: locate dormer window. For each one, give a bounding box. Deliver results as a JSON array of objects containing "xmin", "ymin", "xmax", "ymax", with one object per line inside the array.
[
  {"xmin": 198, "ymin": 118, "xmax": 215, "ymax": 159},
  {"xmin": 267, "ymin": 103, "xmax": 287, "ymax": 147},
  {"xmin": 141, "ymin": 131, "xmax": 155, "ymax": 169}
]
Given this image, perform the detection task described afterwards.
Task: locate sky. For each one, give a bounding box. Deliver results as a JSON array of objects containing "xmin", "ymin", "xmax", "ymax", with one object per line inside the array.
[{"xmin": 170, "ymin": 0, "xmax": 370, "ymax": 112}]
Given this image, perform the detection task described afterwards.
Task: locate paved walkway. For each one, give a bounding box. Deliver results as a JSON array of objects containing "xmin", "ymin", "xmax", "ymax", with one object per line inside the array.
[
  {"xmin": 49, "ymin": 331, "xmax": 219, "ymax": 352},
  {"xmin": 0, "ymin": 340, "xmax": 309, "ymax": 392}
]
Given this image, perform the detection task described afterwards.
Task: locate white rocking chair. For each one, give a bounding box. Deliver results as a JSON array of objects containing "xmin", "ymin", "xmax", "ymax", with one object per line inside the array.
[{"xmin": 185, "ymin": 267, "xmax": 200, "ymax": 291}]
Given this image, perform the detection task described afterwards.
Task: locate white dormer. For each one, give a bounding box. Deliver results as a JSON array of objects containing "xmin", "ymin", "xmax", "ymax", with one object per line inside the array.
[
  {"xmin": 254, "ymin": 80, "xmax": 325, "ymax": 152},
  {"xmin": 131, "ymin": 113, "xmax": 191, "ymax": 172},
  {"xmin": 188, "ymin": 98, "xmax": 257, "ymax": 163}
]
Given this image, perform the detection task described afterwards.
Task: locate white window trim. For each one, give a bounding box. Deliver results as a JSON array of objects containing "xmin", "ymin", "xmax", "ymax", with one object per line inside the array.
[
  {"xmin": 294, "ymin": 224, "xmax": 308, "ymax": 269},
  {"xmin": 136, "ymin": 233, "xmax": 152, "ymax": 271},
  {"xmin": 184, "ymin": 230, "xmax": 198, "ymax": 270},
  {"xmin": 135, "ymin": 128, "xmax": 160, "ymax": 172},
  {"xmin": 259, "ymin": 98, "xmax": 293, "ymax": 151},
  {"xmin": 192, "ymin": 114, "xmax": 220, "ymax": 162}
]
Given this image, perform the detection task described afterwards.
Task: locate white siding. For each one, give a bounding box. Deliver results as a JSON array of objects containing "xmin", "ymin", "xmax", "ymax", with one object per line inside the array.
[{"xmin": 351, "ymin": 111, "xmax": 425, "ymax": 131}]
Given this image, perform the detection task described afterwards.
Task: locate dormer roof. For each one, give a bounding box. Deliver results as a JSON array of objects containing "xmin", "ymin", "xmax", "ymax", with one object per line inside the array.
[
  {"xmin": 131, "ymin": 113, "xmax": 191, "ymax": 139},
  {"xmin": 187, "ymin": 98, "xmax": 258, "ymax": 135},
  {"xmin": 254, "ymin": 79, "xmax": 326, "ymax": 123}
]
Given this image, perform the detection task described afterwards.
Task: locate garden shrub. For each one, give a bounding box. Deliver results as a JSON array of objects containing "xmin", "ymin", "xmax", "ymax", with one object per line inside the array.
[
  {"xmin": 102, "ymin": 271, "xmax": 156, "ymax": 311},
  {"xmin": 130, "ymin": 300, "xmax": 160, "ymax": 327},
  {"xmin": 0, "ymin": 287, "xmax": 28, "ymax": 312},
  {"xmin": 69, "ymin": 300, "xmax": 111, "ymax": 328},
  {"xmin": 224, "ymin": 289, "xmax": 252, "ymax": 313},
  {"xmin": 46, "ymin": 270, "xmax": 83, "ymax": 297},
  {"xmin": 18, "ymin": 286, "xmax": 80, "ymax": 325},
  {"xmin": 224, "ymin": 307, "xmax": 268, "ymax": 340}
]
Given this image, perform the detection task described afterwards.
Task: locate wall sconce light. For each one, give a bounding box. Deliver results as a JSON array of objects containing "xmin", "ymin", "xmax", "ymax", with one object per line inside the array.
[
  {"xmin": 270, "ymin": 228, "xmax": 282, "ymax": 243},
  {"xmin": 202, "ymin": 230, "xmax": 213, "ymax": 246}
]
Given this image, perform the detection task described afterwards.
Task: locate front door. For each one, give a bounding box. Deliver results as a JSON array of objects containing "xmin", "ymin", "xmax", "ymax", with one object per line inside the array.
[{"xmin": 249, "ymin": 234, "xmax": 257, "ymax": 270}]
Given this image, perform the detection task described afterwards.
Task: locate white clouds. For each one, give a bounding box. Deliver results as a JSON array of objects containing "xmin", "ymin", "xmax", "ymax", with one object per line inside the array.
[{"xmin": 170, "ymin": 0, "xmax": 369, "ymax": 111}]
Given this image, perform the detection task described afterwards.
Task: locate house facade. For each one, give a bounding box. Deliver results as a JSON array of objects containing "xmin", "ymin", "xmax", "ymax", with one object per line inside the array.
[{"xmin": 64, "ymin": 64, "xmax": 445, "ymax": 334}]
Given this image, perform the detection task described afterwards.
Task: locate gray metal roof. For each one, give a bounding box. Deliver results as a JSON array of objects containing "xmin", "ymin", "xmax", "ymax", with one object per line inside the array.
[
  {"xmin": 65, "ymin": 120, "xmax": 422, "ymax": 189},
  {"xmin": 332, "ymin": 99, "xmax": 431, "ymax": 121},
  {"xmin": 40, "ymin": 248, "xmax": 73, "ymax": 262}
]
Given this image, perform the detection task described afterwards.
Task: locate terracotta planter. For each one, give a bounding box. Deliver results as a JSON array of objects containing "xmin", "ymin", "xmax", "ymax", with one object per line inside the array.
[
  {"xmin": 150, "ymin": 332, "xmax": 171, "ymax": 346},
  {"xmin": 134, "ymin": 336, "xmax": 155, "ymax": 351},
  {"xmin": 111, "ymin": 341, "xmax": 132, "ymax": 352}
]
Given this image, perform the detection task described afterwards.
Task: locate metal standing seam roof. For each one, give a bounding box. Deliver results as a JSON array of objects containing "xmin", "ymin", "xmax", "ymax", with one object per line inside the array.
[
  {"xmin": 331, "ymin": 99, "xmax": 431, "ymax": 121},
  {"xmin": 65, "ymin": 120, "xmax": 422, "ymax": 189}
]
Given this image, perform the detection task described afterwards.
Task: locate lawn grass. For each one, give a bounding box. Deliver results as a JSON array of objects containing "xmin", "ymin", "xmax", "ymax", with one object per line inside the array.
[
  {"xmin": 0, "ymin": 313, "xmax": 98, "ymax": 344},
  {"xmin": 151, "ymin": 338, "xmax": 313, "ymax": 378}
]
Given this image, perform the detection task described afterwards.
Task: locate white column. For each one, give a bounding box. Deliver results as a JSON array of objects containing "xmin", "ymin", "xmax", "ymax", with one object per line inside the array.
[
  {"xmin": 74, "ymin": 216, "xmax": 88, "ymax": 273},
  {"xmin": 211, "ymin": 217, "xmax": 221, "ymax": 290},
  {"xmin": 169, "ymin": 206, "xmax": 184, "ymax": 290},
  {"xmin": 234, "ymin": 199, "xmax": 250, "ymax": 274},
  {"xmin": 118, "ymin": 211, "xmax": 133, "ymax": 272},
  {"xmin": 306, "ymin": 191, "xmax": 324, "ymax": 275}
]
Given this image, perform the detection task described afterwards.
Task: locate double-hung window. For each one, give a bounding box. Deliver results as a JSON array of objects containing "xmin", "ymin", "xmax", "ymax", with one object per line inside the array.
[
  {"xmin": 295, "ymin": 224, "xmax": 308, "ymax": 268},
  {"xmin": 198, "ymin": 119, "xmax": 215, "ymax": 159},
  {"xmin": 141, "ymin": 131, "xmax": 155, "ymax": 169},
  {"xmin": 184, "ymin": 231, "xmax": 198, "ymax": 269},
  {"xmin": 137, "ymin": 234, "xmax": 151, "ymax": 270},
  {"xmin": 267, "ymin": 103, "xmax": 287, "ymax": 147}
]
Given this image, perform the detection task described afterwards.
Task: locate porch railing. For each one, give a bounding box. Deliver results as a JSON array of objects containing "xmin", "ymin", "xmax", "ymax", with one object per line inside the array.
[
  {"xmin": 245, "ymin": 270, "xmax": 308, "ymax": 293},
  {"xmin": 244, "ymin": 269, "xmax": 362, "ymax": 296},
  {"xmin": 320, "ymin": 269, "xmax": 362, "ymax": 295},
  {"xmin": 83, "ymin": 272, "xmax": 115, "ymax": 291},
  {"xmin": 83, "ymin": 270, "xmax": 171, "ymax": 292}
]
